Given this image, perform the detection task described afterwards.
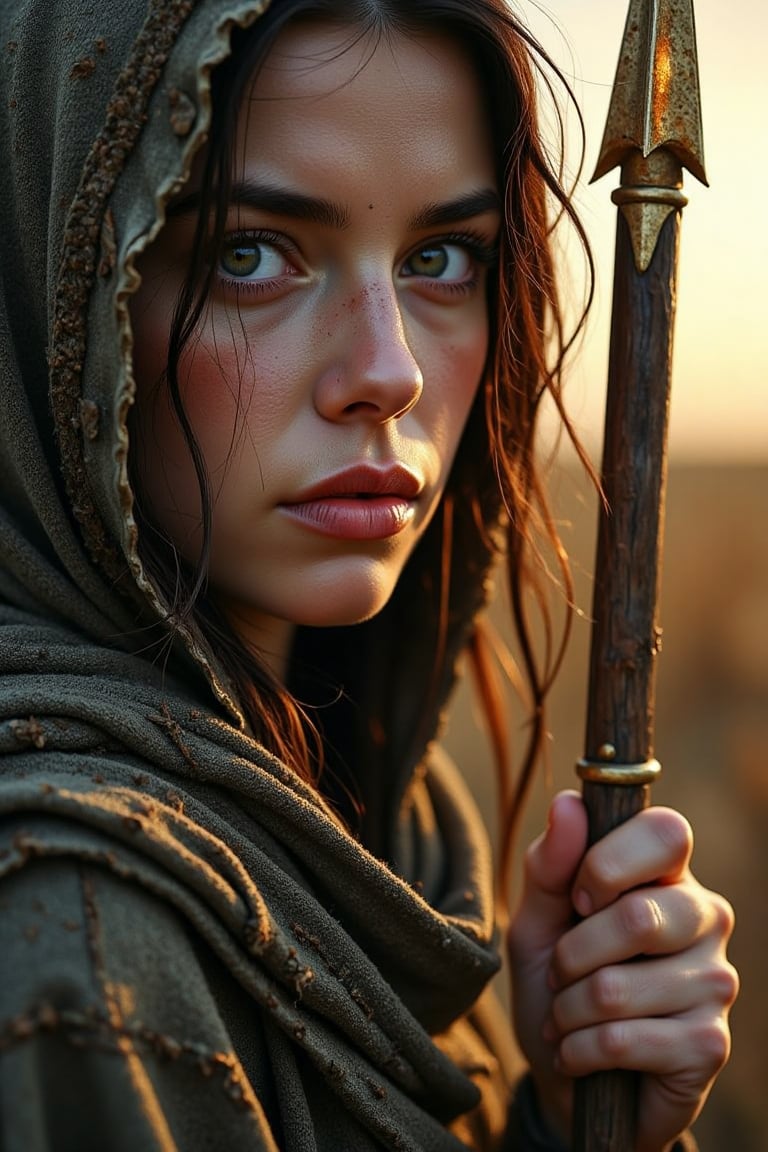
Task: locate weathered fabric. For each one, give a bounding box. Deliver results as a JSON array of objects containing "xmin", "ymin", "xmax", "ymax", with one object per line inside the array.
[
  {"xmin": 0, "ymin": 2, "xmax": 699, "ymax": 1149},
  {"xmin": 0, "ymin": 1, "xmax": 521, "ymax": 1147}
]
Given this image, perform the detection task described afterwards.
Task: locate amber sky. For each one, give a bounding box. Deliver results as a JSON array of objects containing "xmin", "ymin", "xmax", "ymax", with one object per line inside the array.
[{"xmin": 524, "ymin": 1, "xmax": 768, "ymax": 462}]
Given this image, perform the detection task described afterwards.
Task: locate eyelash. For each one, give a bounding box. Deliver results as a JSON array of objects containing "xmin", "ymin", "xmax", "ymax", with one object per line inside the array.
[
  {"xmin": 214, "ymin": 228, "xmax": 500, "ymax": 297},
  {"xmin": 408, "ymin": 230, "xmax": 499, "ymax": 296},
  {"xmin": 216, "ymin": 229, "xmax": 299, "ymax": 297}
]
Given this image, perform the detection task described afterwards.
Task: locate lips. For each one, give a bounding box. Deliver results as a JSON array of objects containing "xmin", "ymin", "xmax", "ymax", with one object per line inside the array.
[
  {"xmin": 280, "ymin": 464, "xmax": 423, "ymax": 540},
  {"xmin": 288, "ymin": 464, "xmax": 423, "ymax": 502}
]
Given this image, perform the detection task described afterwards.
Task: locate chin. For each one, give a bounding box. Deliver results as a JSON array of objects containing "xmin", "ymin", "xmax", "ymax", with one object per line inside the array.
[
  {"xmin": 293, "ymin": 591, "xmax": 394, "ymax": 630},
  {"xmin": 290, "ymin": 568, "xmax": 402, "ymax": 629},
  {"xmin": 219, "ymin": 555, "xmax": 407, "ymax": 634}
]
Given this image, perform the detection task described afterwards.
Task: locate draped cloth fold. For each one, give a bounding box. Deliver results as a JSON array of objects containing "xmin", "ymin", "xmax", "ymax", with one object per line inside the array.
[{"xmin": 1, "ymin": 609, "xmax": 517, "ymax": 1149}]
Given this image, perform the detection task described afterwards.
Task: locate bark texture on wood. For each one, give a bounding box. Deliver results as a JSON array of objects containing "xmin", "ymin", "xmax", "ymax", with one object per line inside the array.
[
  {"xmin": 573, "ymin": 1068, "xmax": 639, "ymax": 1152},
  {"xmin": 585, "ymin": 209, "xmax": 679, "ymax": 766},
  {"xmin": 573, "ymin": 208, "xmax": 680, "ymax": 1151}
]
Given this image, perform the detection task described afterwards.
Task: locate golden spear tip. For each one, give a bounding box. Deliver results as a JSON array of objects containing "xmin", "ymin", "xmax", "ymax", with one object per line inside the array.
[{"xmin": 591, "ymin": 0, "xmax": 707, "ymax": 186}]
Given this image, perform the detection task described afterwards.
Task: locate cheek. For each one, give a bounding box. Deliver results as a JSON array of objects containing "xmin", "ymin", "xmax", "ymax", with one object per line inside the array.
[
  {"xmin": 452, "ymin": 324, "xmax": 488, "ymax": 404},
  {"xmin": 423, "ymin": 315, "xmax": 488, "ymax": 452},
  {"xmin": 176, "ymin": 360, "xmax": 241, "ymax": 455},
  {"xmin": 151, "ymin": 314, "xmax": 271, "ymax": 476},
  {"xmin": 180, "ymin": 309, "xmax": 305, "ymax": 446},
  {"xmin": 130, "ymin": 309, "xmax": 247, "ymax": 530}
]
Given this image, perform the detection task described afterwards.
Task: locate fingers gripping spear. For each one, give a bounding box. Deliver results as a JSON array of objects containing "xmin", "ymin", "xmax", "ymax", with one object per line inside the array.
[{"xmin": 572, "ymin": 2, "xmax": 706, "ymax": 1150}]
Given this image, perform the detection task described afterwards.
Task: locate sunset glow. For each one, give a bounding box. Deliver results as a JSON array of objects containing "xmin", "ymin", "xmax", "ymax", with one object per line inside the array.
[{"xmin": 525, "ymin": 1, "xmax": 768, "ymax": 461}]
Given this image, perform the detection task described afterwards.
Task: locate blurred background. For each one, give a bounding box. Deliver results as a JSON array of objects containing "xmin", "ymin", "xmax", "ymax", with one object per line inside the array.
[{"xmin": 445, "ymin": 3, "xmax": 767, "ymax": 1148}]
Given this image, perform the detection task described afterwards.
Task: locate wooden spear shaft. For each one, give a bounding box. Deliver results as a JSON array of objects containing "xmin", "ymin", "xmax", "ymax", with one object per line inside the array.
[{"xmin": 572, "ymin": 3, "xmax": 707, "ymax": 1149}]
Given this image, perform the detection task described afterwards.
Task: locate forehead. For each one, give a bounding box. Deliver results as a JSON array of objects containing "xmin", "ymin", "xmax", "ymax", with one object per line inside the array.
[{"xmin": 236, "ymin": 20, "xmax": 496, "ymax": 194}]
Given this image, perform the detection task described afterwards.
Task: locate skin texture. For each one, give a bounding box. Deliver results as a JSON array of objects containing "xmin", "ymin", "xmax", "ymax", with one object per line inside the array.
[
  {"xmin": 131, "ymin": 22, "xmax": 500, "ymax": 678},
  {"xmin": 129, "ymin": 19, "xmax": 738, "ymax": 1149}
]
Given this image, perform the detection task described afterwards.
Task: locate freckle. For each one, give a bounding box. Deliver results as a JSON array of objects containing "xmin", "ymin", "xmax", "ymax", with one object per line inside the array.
[{"xmin": 368, "ymin": 203, "xmax": 374, "ymax": 210}]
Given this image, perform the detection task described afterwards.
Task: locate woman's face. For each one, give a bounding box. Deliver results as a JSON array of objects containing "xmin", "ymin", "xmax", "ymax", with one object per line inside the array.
[{"xmin": 131, "ymin": 20, "xmax": 500, "ymax": 673}]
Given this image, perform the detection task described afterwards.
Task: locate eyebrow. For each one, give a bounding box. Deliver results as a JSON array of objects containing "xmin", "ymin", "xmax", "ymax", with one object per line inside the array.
[
  {"xmin": 408, "ymin": 189, "xmax": 502, "ymax": 230},
  {"xmin": 168, "ymin": 181, "xmax": 350, "ymax": 229},
  {"xmin": 167, "ymin": 181, "xmax": 501, "ymax": 232}
]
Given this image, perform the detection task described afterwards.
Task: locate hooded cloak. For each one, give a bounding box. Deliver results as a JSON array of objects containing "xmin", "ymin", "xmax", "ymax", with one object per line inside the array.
[
  {"xmin": 0, "ymin": 1, "xmax": 526, "ymax": 1147},
  {"xmin": 0, "ymin": 2, "xmax": 697, "ymax": 1149}
]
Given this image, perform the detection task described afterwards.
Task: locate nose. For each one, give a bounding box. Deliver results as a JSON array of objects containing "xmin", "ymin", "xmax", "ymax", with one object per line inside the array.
[{"xmin": 313, "ymin": 282, "xmax": 423, "ymax": 423}]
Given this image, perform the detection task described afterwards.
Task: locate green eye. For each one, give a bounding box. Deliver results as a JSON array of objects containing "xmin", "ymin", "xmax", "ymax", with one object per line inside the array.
[
  {"xmin": 402, "ymin": 243, "xmax": 476, "ymax": 283},
  {"xmin": 221, "ymin": 242, "xmax": 262, "ymax": 278},
  {"xmin": 408, "ymin": 247, "xmax": 449, "ymax": 277}
]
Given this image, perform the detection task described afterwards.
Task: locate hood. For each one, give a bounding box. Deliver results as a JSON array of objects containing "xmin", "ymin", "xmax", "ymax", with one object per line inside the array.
[
  {"xmin": 0, "ymin": 3, "xmax": 510, "ymax": 1143},
  {"xmin": 1, "ymin": 0, "xmax": 277, "ymax": 723},
  {"xmin": 0, "ymin": 0, "xmax": 501, "ymax": 797}
]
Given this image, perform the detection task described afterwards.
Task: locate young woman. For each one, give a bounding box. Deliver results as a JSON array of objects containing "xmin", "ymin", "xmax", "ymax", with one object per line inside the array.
[{"xmin": 0, "ymin": 1, "xmax": 737, "ymax": 1149}]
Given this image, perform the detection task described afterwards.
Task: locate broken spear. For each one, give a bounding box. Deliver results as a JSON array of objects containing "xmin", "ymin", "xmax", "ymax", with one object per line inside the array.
[{"xmin": 572, "ymin": 2, "xmax": 707, "ymax": 1150}]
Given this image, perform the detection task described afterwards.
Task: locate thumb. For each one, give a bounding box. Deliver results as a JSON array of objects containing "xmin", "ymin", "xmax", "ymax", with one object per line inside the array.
[{"xmin": 510, "ymin": 790, "xmax": 588, "ymax": 954}]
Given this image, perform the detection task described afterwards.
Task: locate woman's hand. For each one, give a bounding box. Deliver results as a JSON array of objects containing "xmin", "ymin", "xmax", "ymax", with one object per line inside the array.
[{"xmin": 507, "ymin": 790, "xmax": 738, "ymax": 1152}]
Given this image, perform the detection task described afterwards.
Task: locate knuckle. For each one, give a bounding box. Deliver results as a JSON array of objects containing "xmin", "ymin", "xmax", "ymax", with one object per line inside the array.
[
  {"xmin": 695, "ymin": 1019, "xmax": 732, "ymax": 1074},
  {"xmin": 589, "ymin": 967, "xmax": 629, "ymax": 1015},
  {"xmin": 583, "ymin": 849, "xmax": 623, "ymax": 894},
  {"xmin": 711, "ymin": 960, "xmax": 740, "ymax": 1007},
  {"xmin": 597, "ymin": 1020, "xmax": 632, "ymax": 1062},
  {"xmin": 653, "ymin": 807, "xmax": 694, "ymax": 861},
  {"xmin": 712, "ymin": 893, "xmax": 736, "ymax": 940},
  {"xmin": 618, "ymin": 891, "xmax": 663, "ymax": 944}
]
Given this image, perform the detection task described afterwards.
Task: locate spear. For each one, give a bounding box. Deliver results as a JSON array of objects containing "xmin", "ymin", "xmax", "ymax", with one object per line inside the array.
[{"xmin": 572, "ymin": 2, "xmax": 707, "ymax": 1149}]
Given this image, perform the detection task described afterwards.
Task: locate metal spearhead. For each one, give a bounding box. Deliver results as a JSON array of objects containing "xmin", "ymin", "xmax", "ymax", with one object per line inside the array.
[{"xmin": 591, "ymin": 0, "xmax": 707, "ymax": 271}]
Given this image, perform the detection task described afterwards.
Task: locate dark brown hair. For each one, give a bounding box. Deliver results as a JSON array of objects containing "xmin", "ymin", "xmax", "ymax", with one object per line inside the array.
[{"xmin": 130, "ymin": 0, "xmax": 594, "ymax": 871}]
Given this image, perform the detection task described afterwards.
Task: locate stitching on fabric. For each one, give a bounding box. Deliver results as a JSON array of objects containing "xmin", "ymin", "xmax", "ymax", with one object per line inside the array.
[
  {"xmin": 150, "ymin": 701, "xmax": 201, "ymax": 771},
  {"xmin": 49, "ymin": 0, "xmax": 197, "ymax": 581},
  {"xmin": 78, "ymin": 866, "xmax": 259, "ymax": 1111},
  {"xmin": 0, "ymin": 1002, "xmax": 257, "ymax": 1110},
  {"xmin": 291, "ymin": 922, "xmax": 375, "ymax": 1022}
]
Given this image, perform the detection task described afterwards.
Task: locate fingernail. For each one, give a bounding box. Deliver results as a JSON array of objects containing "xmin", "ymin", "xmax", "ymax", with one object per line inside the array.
[{"xmin": 574, "ymin": 888, "xmax": 592, "ymax": 917}]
